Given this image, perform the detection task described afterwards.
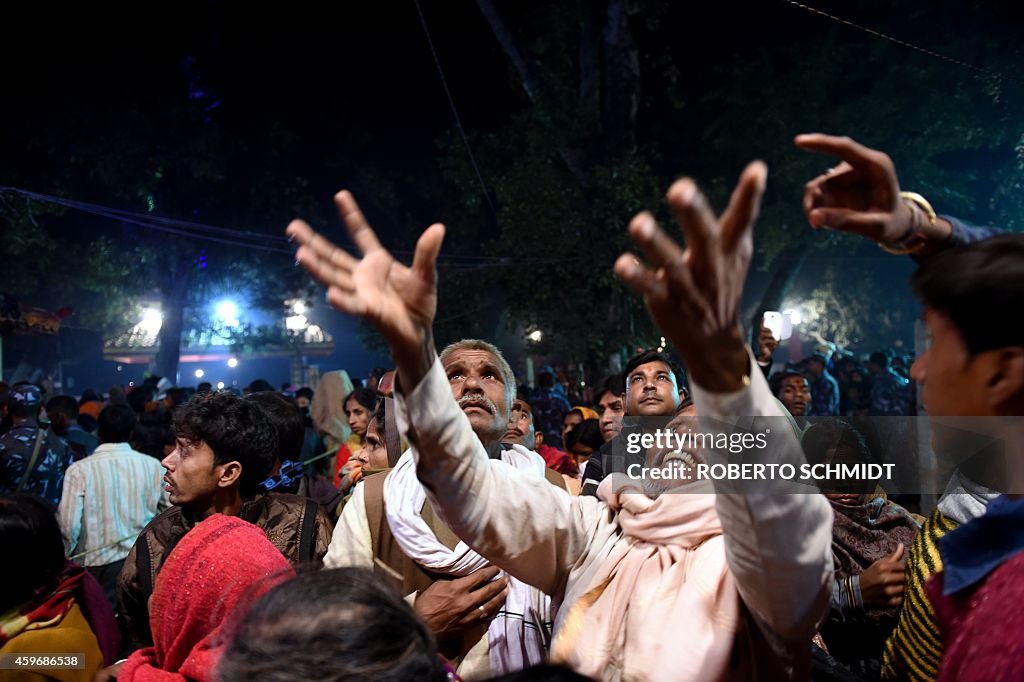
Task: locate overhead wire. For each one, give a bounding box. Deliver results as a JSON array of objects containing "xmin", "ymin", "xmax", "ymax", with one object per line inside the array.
[
  {"xmin": 413, "ymin": 0, "xmax": 500, "ymax": 219},
  {"xmin": 781, "ymin": 0, "xmax": 1024, "ymax": 87},
  {"xmin": 1, "ymin": 186, "xmax": 587, "ymax": 265}
]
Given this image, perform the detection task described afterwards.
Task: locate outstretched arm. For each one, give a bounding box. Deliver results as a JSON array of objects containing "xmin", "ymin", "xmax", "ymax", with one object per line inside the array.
[
  {"xmin": 289, "ymin": 192, "xmax": 601, "ymax": 595},
  {"xmin": 795, "ymin": 133, "xmax": 1002, "ymax": 256},
  {"xmin": 615, "ymin": 162, "xmax": 833, "ymax": 643}
]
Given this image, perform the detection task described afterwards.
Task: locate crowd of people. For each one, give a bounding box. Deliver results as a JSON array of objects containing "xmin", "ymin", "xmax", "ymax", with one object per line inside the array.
[{"xmin": 1, "ymin": 132, "xmax": 1022, "ymax": 681}]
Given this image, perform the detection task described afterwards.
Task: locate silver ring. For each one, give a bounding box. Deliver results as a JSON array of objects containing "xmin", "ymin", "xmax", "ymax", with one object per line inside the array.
[{"xmin": 477, "ymin": 606, "xmax": 487, "ymax": 618}]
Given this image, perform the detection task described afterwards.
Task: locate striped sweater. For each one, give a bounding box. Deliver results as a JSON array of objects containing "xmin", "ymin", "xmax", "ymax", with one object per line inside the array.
[{"xmin": 881, "ymin": 508, "xmax": 958, "ymax": 681}]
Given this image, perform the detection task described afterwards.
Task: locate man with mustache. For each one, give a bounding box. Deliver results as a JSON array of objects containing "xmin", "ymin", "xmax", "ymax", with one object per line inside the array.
[
  {"xmin": 291, "ymin": 169, "xmax": 832, "ymax": 680},
  {"xmin": 324, "ymin": 338, "xmax": 564, "ymax": 680}
]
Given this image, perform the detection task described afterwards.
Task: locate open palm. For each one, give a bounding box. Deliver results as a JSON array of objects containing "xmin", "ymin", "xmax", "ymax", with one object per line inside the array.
[{"xmin": 286, "ymin": 191, "xmax": 444, "ymax": 357}]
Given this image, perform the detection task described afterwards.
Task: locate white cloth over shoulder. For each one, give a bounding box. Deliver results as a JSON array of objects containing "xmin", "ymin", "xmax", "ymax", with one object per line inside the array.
[{"xmin": 384, "ymin": 446, "xmax": 552, "ymax": 675}]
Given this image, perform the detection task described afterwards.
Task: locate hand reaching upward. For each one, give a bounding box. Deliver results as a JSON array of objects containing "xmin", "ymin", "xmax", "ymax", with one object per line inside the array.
[
  {"xmin": 614, "ymin": 162, "xmax": 767, "ymax": 394},
  {"xmin": 287, "ymin": 191, "xmax": 445, "ymax": 387}
]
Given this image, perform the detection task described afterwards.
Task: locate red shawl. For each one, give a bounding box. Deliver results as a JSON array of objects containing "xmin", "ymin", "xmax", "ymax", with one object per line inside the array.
[{"xmin": 118, "ymin": 514, "xmax": 294, "ymax": 682}]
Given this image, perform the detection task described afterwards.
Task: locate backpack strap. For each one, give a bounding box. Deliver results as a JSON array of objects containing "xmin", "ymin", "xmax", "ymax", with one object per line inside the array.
[
  {"xmin": 16, "ymin": 427, "xmax": 48, "ymax": 491},
  {"xmin": 299, "ymin": 498, "xmax": 317, "ymax": 562}
]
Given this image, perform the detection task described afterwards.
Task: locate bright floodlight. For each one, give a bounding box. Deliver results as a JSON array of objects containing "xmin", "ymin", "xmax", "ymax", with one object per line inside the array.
[
  {"xmin": 194, "ymin": 369, "xmax": 205, "ymax": 379},
  {"xmin": 140, "ymin": 307, "xmax": 163, "ymax": 335},
  {"xmin": 286, "ymin": 314, "xmax": 308, "ymax": 331},
  {"xmin": 291, "ymin": 300, "xmax": 307, "ymax": 315},
  {"xmin": 216, "ymin": 381, "xmax": 225, "ymax": 390},
  {"xmin": 527, "ymin": 330, "xmax": 543, "ymax": 342},
  {"xmin": 227, "ymin": 357, "xmax": 239, "ymax": 368},
  {"xmin": 215, "ymin": 300, "xmax": 239, "ymax": 326}
]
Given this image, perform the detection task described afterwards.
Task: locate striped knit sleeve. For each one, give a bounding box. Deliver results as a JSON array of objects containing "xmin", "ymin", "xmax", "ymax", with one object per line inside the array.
[{"xmin": 880, "ymin": 509, "xmax": 959, "ymax": 681}]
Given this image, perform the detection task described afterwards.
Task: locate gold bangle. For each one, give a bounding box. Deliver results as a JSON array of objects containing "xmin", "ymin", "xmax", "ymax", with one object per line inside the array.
[
  {"xmin": 877, "ymin": 191, "xmax": 935, "ymax": 255},
  {"xmin": 899, "ymin": 191, "xmax": 937, "ymax": 226}
]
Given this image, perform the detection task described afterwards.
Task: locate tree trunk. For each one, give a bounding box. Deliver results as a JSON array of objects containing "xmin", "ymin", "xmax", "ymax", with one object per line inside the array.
[
  {"xmin": 153, "ymin": 257, "xmax": 193, "ymax": 383},
  {"xmin": 749, "ymin": 243, "xmax": 809, "ymax": 354},
  {"xmin": 600, "ymin": 0, "xmax": 640, "ymax": 149}
]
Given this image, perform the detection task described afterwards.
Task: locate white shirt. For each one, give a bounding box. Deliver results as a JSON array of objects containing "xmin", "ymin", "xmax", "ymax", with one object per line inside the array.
[{"xmin": 58, "ymin": 442, "xmax": 169, "ymax": 566}]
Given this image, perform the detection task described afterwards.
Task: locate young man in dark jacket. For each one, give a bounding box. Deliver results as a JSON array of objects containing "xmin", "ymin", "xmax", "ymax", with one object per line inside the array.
[{"xmin": 116, "ymin": 390, "xmax": 333, "ymax": 653}]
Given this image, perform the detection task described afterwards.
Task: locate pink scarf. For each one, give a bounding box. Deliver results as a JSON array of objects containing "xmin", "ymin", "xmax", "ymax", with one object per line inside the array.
[{"xmin": 551, "ymin": 477, "xmax": 740, "ymax": 681}]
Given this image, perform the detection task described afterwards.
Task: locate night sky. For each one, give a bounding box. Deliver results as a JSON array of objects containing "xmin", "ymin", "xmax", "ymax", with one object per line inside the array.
[{"xmin": 3, "ymin": 1, "xmax": 1023, "ymax": 390}]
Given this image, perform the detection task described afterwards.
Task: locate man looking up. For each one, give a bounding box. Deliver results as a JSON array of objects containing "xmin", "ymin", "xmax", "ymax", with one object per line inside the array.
[
  {"xmin": 116, "ymin": 391, "xmax": 333, "ymax": 653},
  {"xmin": 324, "ymin": 338, "xmax": 557, "ymax": 680},
  {"xmin": 623, "ymin": 349, "xmax": 684, "ymax": 418},
  {"xmin": 289, "ymin": 166, "xmax": 831, "ymax": 680}
]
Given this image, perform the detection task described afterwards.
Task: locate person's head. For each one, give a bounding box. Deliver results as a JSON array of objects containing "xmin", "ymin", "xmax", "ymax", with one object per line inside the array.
[
  {"xmin": 132, "ymin": 514, "xmax": 294, "ymax": 680},
  {"xmin": 439, "ymin": 339, "xmax": 515, "ymax": 445},
  {"xmin": 44, "ymin": 395, "xmax": 79, "ymax": 435},
  {"xmin": 503, "ymin": 396, "xmax": 537, "ymax": 450},
  {"xmin": 246, "ymin": 392, "xmax": 304, "ymax": 465},
  {"xmin": 623, "ymin": 350, "xmax": 683, "ymax": 417},
  {"xmin": 108, "ymin": 385, "xmax": 127, "ymax": 405},
  {"xmin": 131, "ymin": 410, "xmax": 175, "ymax": 460},
  {"xmin": 197, "ymin": 381, "xmax": 213, "ymax": 394},
  {"xmin": 802, "ymin": 421, "xmax": 873, "ymax": 503},
  {"xmin": 770, "ymin": 371, "xmax": 811, "ymax": 417},
  {"xmin": 354, "ymin": 402, "xmax": 389, "ymax": 470},
  {"xmin": 867, "ymin": 351, "xmax": 890, "ymax": 375},
  {"xmin": 127, "ymin": 383, "xmax": 157, "ymax": 415},
  {"xmin": 344, "ymin": 387, "xmax": 377, "ymax": 439},
  {"xmin": 219, "ymin": 567, "xmax": 447, "ymax": 682},
  {"xmin": 97, "ymin": 403, "xmax": 138, "ymax": 444},
  {"xmin": 562, "ymin": 408, "xmax": 583, "ymax": 441},
  {"xmin": 245, "ymin": 379, "xmax": 275, "ymax": 395},
  {"xmin": 565, "ymin": 419, "xmax": 603, "ymax": 465},
  {"xmin": 595, "ymin": 374, "xmax": 625, "ymax": 442},
  {"xmin": 163, "ymin": 387, "xmax": 189, "ymax": 410},
  {"xmin": 8, "ymin": 383, "xmax": 42, "ymax": 421},
  {"xmin": 0, "ymin": 494, "xmax": 66, "ymax": 613},
  {"xmin": 164, "ymin": 392, "xmax": 277, "ymax": 509},
  {"xmin": 294, "ymin": 387, "xmax": 314, "ymax": 410},
  {"xmin": 910, "ymin": 235, "xmax": 1024, "ymax": 417},
  {"xmin": 537, "ymin": 367, "xmax": 556, "ymax": 389},
  {"xmin": 804, "ymin": 355, "xmax": 826, "ymax": 378},
  {"xmin": 79, "ymin": 389, "xmax": 100, "ymax": 405}
]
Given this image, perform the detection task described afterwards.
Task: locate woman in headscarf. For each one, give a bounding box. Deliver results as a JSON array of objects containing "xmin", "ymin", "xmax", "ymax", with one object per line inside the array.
[
  {"xmin": 802, "ymin": 421, "xmax": 920, "ymax": 679},
  {"xmin": 117, "ymin": 515, "xmax": 294, "ymax": 682},
  {"xmin": 309, "ymin": 370, "xmax": 355, "ymax": 454},
  {"xmin": 561, "ymin": 406, "xmax": 599, "ymax": 451}
]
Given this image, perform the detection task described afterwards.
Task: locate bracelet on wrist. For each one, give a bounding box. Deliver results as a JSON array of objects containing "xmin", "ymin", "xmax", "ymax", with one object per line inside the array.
[{"xmin": 878, "ymin": 191, "xmax": 936, "ymax": 255}]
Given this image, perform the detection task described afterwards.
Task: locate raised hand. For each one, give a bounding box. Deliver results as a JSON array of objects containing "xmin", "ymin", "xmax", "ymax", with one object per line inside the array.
[
  {"xmin": 287, "ymin": 191, "xmax": 445, "ymax": 387},
  {"xmin": 795, "ymin": 133, "xmax": 933, "ymax": 245},
  {"xmin": 757, "ymin": 320, "xmax": 779, "ymax": 365},
  {"xmin": 614, "ymin": 162, "xmax": 767, "ymax": 393}
]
